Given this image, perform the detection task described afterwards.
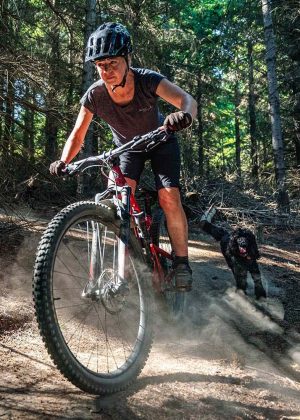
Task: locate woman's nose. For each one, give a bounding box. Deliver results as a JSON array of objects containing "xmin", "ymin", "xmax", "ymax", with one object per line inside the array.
[{"xmin": 103, "ymin": 63, "xmax": 114, "ymax": 72}]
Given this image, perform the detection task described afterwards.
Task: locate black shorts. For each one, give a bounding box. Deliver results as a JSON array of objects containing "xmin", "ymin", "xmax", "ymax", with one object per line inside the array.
[{"xmin": 119, "ymin": 137, "xmax": 181, "ymax": 190}]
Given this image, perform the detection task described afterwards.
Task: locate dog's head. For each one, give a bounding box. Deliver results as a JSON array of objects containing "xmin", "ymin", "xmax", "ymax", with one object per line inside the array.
[{"xmin": 229, "ymin": 228, "xmax": 260, "ymax": 260}]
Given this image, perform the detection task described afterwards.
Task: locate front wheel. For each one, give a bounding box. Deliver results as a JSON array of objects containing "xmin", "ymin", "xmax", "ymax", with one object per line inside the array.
[
  {"xmin": 151, "ymin": 208, "xmax": 186, "ymax": 319},
  {"xmin": 33, "ymin": 201, "xmax": 154, "ymax": 395}
]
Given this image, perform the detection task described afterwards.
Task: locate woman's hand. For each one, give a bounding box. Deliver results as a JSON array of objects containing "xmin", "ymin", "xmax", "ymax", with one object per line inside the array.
[
  {"xmin": 163, "ymin": 111, "xmax": 192, "ymax": 131},
  {"xmin": 49, "ymin": 160, "xmax": 66, "ymax": 176}
]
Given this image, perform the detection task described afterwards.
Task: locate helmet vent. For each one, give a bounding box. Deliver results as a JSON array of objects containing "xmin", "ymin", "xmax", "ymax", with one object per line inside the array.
[
  {"xmin": 104, "ymin": 32, "xmax": 112, "ymax": 54},
  {"xmin": 95, "ymin": 37, "xmax": 103, "ymax": 55}
]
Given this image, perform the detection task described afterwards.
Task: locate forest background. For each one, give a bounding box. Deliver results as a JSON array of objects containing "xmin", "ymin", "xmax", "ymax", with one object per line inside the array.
[{"xmin": 1, "ymin": 0, "xmax": 299, "ymax": 222}]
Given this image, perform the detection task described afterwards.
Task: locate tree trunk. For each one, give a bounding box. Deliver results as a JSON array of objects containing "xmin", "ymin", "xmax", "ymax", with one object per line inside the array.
[
  {"xmin": 293, "ymin": 91, "xmax": 300, "ymax": 166},
  {"xmin": 0, "ymin": 74, "xmax": 4, "ymax": 146},
  {"xmin": 276, "ymin": 0, "xmax": 300, "ymax": 167},
  {"xmin": 77, "ymin": 0, "xmax": 96, "ymax": 197},
  {"xmin": 261, "ymin": 0, "xmax": 290, "ymax": 213},
  {"xmin": 66, "ymin": 30, "xmax": 76, "ymax": 135},
  {"xmin": 196, "ymin": 77, "xmax": 204, "ymax": 178},
  {"xmin": 23, "ymin": 84, "xmax": 35, "ymax": 163},
  {"xmin": 129, "ymin": 0, "xmax": 142, "ymax": 42},
  {"xmin": 180, "ymin": 136, "xmax": 193, "ymax": 188},
  {"xmin": 2, "ymin": 74, "xmax": 14, "ymax": 160},
  {"xmin": 234, "ymin": 78, "xmax": 241, "ymax": 178},
  {"xmin": 248, "ymin": 41, "xmax": 259, "ymax": 186},
  {"xmin": 44, "ymin": 1, "xmax": 61, "ymax": 162},
  {"xmin": 289, "ymin": 37, "xmax": 300, "ymax": 167}
]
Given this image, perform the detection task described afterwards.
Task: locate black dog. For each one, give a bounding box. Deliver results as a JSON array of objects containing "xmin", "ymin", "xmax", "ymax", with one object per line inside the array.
[{"xmin": 200, "ymin": 220, "xmax": 266, "ymax": 299}]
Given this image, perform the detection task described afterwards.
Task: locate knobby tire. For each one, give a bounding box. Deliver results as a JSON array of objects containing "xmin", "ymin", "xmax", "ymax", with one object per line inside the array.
[{"xmin": 33, "ymin": 201, "xmax": 154, "ymax": 395}]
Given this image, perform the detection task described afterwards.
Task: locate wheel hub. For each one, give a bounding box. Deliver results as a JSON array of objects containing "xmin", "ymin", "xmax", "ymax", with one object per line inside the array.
[{"xmin": 99, "ymin": 268, "xmax": 129, "ymax": 314}]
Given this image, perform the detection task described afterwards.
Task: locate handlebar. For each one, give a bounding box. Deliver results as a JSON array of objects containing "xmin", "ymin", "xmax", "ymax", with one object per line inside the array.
[{"xmin": 64, "ymin": 126, "xmax": 171, "ymax": 176}]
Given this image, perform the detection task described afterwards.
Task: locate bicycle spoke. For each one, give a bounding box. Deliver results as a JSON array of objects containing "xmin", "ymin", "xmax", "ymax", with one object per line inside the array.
[
  {"xmin": 52, "ymin": 216, "xmax": 142, "ymax": 375},
  {"xmin": 55, "ymin": 302, "xmax": 91, "ymax": 310},
  {"xmin": 65, "ymin": 305, "xmax": 94, "ymax": 346}
]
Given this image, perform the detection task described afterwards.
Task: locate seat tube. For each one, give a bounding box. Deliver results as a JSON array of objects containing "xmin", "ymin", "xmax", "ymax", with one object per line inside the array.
[{"xmin": 118, "ymin": 186, "xmax": 131, "ymax": 281}]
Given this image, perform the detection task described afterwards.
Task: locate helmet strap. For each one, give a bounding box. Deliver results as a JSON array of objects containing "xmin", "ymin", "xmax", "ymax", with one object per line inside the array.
[{"xmin": 111, "ymin": 56, "xmax": 129, "ymax": 92}]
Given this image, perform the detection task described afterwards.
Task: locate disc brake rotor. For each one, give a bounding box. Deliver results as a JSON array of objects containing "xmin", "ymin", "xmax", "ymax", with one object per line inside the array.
[{"xmin": 99, "ymin": 268, "xmax": 129, "ymax": 314}]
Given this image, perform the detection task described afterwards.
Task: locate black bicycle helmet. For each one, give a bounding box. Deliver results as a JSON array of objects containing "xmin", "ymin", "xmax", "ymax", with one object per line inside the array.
[{"xmin": 85, "ymin": 22, "xmax": 132, "ymax": 63}]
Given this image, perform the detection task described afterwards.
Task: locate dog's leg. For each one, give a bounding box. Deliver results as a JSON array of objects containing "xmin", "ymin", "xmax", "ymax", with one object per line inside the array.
[
  {"xmin": 224, "ymin": 254, "xmax": 234, "ymax": 272},
  {"xmin": 251, "ymin": 262, "xmax": 266, "ymax": 299},
  {"xmin": 233, "ymin": 264, "xmax": 247, "ymax": 293}
]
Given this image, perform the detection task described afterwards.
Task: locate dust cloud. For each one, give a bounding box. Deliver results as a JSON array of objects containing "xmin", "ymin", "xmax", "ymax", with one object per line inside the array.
[
  {"xmin": 154, "ymin": 259, "xmax": 300, "ymax": 387},
  {"xmin": 0, "ymin": 227, "xmax": 300, "ymax": 418}
]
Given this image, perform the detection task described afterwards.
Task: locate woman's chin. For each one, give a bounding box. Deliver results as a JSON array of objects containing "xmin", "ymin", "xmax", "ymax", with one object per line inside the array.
[{"xmin": 104, "ymin": 77, "xmax": 118, "ymax": 85}]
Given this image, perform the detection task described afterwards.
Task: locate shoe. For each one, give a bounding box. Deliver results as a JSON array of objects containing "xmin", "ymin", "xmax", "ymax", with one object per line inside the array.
[
  {"xmin": 255, "ymin": 284, "xmax": 267, "ymax": 299},
  {"xmin": 174, "ymin": 263, "xmax": 193, "ymax": 292}
]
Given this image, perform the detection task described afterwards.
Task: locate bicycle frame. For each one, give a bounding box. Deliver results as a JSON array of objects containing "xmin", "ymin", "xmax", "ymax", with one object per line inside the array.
[
  {"xmin": 99, "ymin": 159, "xmax": 174, "ymax": 293},
  {"xmin": 65, "ymin": 127, "xmax": 175, "ymax": 294}
]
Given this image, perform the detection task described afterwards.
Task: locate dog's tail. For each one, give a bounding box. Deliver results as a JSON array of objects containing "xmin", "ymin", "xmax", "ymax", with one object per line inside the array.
[
  {"xmin": 200, "ymin": 205, "xmax": 216, "ymax": 224},
  {"xmin": 200, "ymin": 220, "xmax": 227, "ymax": 242}
]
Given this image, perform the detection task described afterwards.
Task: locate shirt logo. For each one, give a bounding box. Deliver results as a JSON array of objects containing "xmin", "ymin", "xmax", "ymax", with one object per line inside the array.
[{"xmin": 138, "ymin": 106, "xmax": 152, "ymax": 112}]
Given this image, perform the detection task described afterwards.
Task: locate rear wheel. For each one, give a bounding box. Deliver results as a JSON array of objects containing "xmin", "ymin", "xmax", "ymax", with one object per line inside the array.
[
  {"xmin": 151, "ymin": 208, "xmax": 186, "ymax": 319},
  {"xmin": 33, "ymin": 201, "xmax": 153, "ymax": 395}
]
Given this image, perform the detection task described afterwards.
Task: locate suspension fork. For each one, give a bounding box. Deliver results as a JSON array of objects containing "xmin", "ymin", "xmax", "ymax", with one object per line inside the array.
[
  {"xmin": 92, "ymin": 187, "xmax": 131, "ymax": 283},
  {"xmin": 89, "ymin": 196, "xmax": 105, "ymax": 282}
]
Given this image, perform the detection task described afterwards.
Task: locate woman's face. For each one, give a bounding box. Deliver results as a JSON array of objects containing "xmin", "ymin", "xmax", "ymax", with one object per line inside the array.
[{"xmin": 95, "ymin": 57, "xmax": 127, "ymax": 85}]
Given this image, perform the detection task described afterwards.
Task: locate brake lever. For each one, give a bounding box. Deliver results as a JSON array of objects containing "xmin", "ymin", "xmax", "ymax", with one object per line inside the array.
[
  {"xmin": 63, "ymin": 163, "xmax": 79, "ymax": 176},
  {"xmin": 145, "ymin": 140, "xmax": 160, "ymax": 152},
  {"xmin": 64, "ymin": 155, "xmax": 107, "ymax": 176},
  {"xmin": 135, "ymin": 129, "xmax": 170, "ymax": 152}
]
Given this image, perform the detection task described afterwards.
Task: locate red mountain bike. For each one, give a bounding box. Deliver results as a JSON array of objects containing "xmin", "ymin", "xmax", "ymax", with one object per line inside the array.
[{"xmin": 33, "ymin": 127, "xmax": 187, "ymax": 395}]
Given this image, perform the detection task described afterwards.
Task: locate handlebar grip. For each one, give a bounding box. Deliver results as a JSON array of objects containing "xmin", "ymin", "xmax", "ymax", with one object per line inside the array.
[{"xmin": 63, "ymin": 163, "xmax": 78, "ymax": 176}]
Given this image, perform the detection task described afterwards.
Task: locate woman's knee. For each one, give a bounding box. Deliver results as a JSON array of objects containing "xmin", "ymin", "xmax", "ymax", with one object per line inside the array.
[{"xmin": 158, "ymin": 188, "xmax": 182, "ymax": 213}]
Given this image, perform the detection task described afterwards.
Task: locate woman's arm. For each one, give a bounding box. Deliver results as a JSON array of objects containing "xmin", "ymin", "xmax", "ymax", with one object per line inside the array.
[
  {"xmin": 61, "ymin": 106, "xmax": 94, "ymax": 163},
  {"xmin": 156, "ymin": 78, "xmax": 197, "ymax": 119}
]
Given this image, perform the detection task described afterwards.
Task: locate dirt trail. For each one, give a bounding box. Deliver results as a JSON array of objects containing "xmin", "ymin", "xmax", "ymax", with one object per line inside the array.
[{"xmin": 1, "ymin": 226, "xmax": 300, "ymax": 419}]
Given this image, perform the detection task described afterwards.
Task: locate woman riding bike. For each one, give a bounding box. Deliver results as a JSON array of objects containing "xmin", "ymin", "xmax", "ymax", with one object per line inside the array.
[{"xmin": 50, "ymin": 22, "xmax": 197, "ymax": 291}]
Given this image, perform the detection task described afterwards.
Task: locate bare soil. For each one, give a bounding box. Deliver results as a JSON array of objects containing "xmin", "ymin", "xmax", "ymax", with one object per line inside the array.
[{"xmin": 1, "ymin": 215, "xmax": 300, "ymax": 419}]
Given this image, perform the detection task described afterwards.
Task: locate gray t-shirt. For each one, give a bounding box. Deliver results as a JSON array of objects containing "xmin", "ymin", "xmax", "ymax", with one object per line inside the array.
[{"xmin": 80, "ymin": 68, "xmax": 165, "ymax": 146}]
